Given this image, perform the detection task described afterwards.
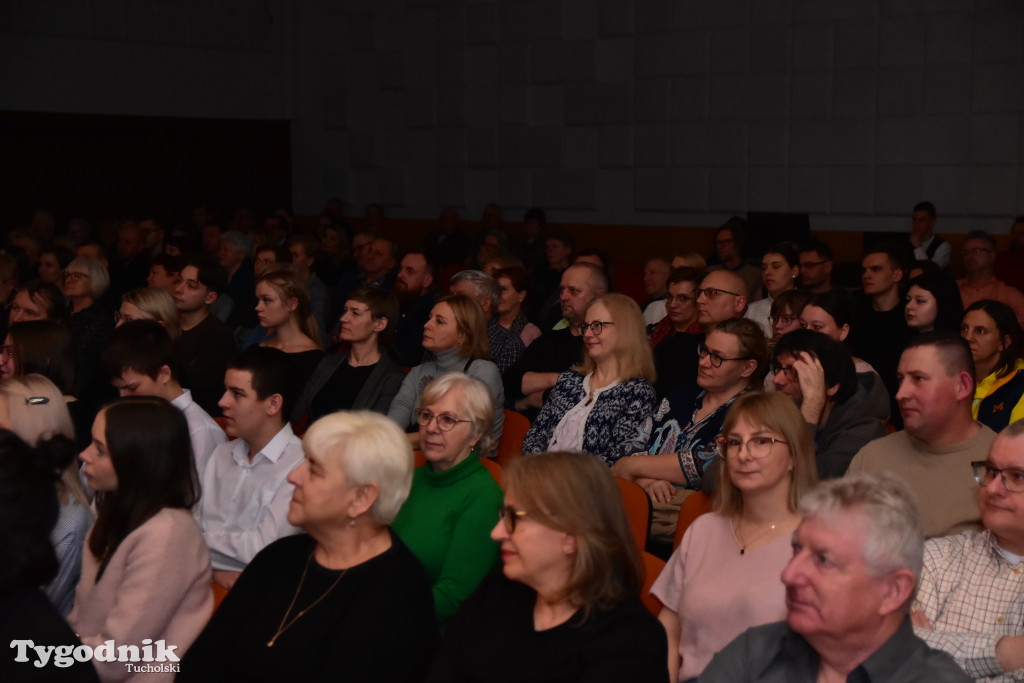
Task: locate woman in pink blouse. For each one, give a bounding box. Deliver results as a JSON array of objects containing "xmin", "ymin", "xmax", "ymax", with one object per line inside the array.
[{"xmin": 650, "ymin": 392, "xmax": 818, "ymax": 682}]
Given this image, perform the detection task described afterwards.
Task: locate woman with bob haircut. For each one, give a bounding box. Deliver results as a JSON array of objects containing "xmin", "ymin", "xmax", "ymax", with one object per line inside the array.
[
  {"xmin": 494, "ymin": 266, "xmax": 541, "ymax": 347},
  {"xmin": 69, "ymin": 397, "xmax": 211, "ymax": 682},
  {"xmin": 64, "ymin": 256, "xmax": 113, "ymax": 394},
  {"xmin": 388, "ymin": 293, "xmax": 504, "ymax": 450},
  {"xmin": 392, "ymin": 372, "xmax": 503, "ymax": 626},
  {"xmin": 962, "ymin": 299, "xmax": 1024, "ymax": 431},
  {"xmin": 652, "ymin": 392, "xmax": 818, "ymax": 682},
  {"xmin": 116, "ymin": 287, "xmax": 183, "ymax": 339},
  {"xmin": 0, "ymin": 374, "xmax": 90, "ymax": 617},
  {"xmin": 292, "ymin": 285, "xmax": 405, "ymax": 424},
  {"xmin": 0, "ymin": 429, "xmax": 101, "ymax": 683},
  {"xmin": 426, "ymin": 450, "xmax": 667, "ymax": 682},
  {"xmin": 180, "ymin": 411, "xmax": 438, "ymax": 683},
  {"xmin": 1, "ymin": 319, "xmax": 94, "ymax": 449},
  {"xmin": 255, "ymin": 265, "xmax": 325, "ymax": 408},
  {"xmin": 522, "ymin": 293, "xmax": 657, "ymax": 466}
]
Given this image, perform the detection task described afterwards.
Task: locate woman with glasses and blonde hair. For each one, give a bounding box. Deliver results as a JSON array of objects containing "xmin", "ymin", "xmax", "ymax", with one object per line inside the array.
[
  {"xmin": 0, "ymin": 374, "xmax": 89, "ymax": 617},
  {"xmin": 521, "ymin": 293, "xmax": 657, "ymax": 466},
  {"xmin": 426, "ymin": 451, "xmax": 667, "ymax": 682},
  {"xmin": 392, "ymin": 372, "xmax": 503, "ymax": 627},
  {"xmin": 388, "ymin": 294, "xmax": 505, "ymax": 450},
  {"xmin": 116, "ymin": 287, "xmax": 182, "ymax": 339},
  {"xmin": 651, "ymin": 391, "xmax": 818, "ymax": 682},
  {"xmin": 612, "ymin": 318, "xmax": 767, "ymax": 541}
]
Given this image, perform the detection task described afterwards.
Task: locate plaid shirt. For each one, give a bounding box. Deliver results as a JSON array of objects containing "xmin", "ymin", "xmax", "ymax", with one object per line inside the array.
[{"xmin": 913, "ymin": 529, "xmax": 1024, "ymax": 681}]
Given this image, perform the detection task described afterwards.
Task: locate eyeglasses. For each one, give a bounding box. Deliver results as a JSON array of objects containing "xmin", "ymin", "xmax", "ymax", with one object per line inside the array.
[
  {"xmin": 697, "ymin": 343, "xmax": 751, "ymax": 368},
  {"xmin": 65, "ymin": 272, "xmax": 89, "ymax": 281},
  {"xmin": 497, "ymin": 505, "xmax": 529, "ymax": 533},
  {"xmin": 772, "ymin": 363, "xmax": 799, "ymax": 382},
  {"xmin": 769, "ymin": 313, "xmax": 799, "ymax": 327},
  {"xmin": 666, "ymin": 294, "xmax": 695, "ymax": 305},
  {"xmin": 415, "ymin": 410, "xmax": 472, "ymax": 432},
  {"xmin": 577, "ymin": 321, "xmax": 614, "ymax": 336},
  {"xmin": 717, "ymin": 436, "xmax": 788, "ymax": 459},
  {"xmin": 972, "ymin": 461, "xmax": 1024, "ymax": 493},
  {"xmin": 695, "ymin": 287, "xmax": 741, "ymax": 300}
]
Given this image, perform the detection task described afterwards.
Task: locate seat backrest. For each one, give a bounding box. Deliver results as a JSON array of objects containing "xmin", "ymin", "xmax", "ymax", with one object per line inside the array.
[
  {"xmin": 211, "ymin": 581, "xmax": 229, "ymax": 613},
  {"xmin": 213, "ymin": 416, "xmax": 236, "ymax": 440},
  {"xmin": 496, "ymin": 409, "xmax": 531, "ymax": 468},
  {"xmin": 640, "ymin": 551, "xmax": 667, "ymax": 617},
  {"xmin": 615, "ymin": 476, "xmax": 651, "ymax": 551},
  {"xmin": 478, "ymin": 457, "xmax": 503, "ymax": 488},
  {"xmin": 673, "ymin": 490, "xmax": 713, "ymax": 550}
]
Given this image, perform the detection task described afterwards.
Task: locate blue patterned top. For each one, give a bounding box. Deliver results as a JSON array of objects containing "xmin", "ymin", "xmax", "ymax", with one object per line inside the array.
[{"xmin": 522, "ymin": 371, "xmax": 656, "ymax": 466}]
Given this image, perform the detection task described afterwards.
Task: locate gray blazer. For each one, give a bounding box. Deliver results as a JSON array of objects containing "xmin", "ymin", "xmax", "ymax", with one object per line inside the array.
[{"xmin": 291, "ymin": 350, "xmax": 406, "ymax": 423}]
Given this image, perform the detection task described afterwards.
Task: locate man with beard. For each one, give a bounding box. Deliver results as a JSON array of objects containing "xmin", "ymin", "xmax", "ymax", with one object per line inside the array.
[{"xmin": 392, "ymin": 251, "xmax": 438, "ymax": 366}]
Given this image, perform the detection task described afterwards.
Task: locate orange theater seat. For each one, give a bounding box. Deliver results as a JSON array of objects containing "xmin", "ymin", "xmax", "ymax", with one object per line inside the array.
[
  {"xmin": 615, "ymin": 477, "xmax": 651, "ymax": 551},
  {"xmin": 640, "ymin": 551, "xmax": 667, "ymax": 617},
  {"xmin": 673, "ymin": 491, "xmax": 713, "ymax": 550},
  {"xmin": 496, "ymin": 410, "xmax": 530, "ymax": 468},
  {"xmin": 211, "ymin": 581, "xmax": 229, "ymax": 613}
]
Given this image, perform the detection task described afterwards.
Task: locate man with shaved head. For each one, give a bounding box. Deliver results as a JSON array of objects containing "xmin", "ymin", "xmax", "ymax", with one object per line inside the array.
[{"xmin": 696, "ymin": 270, "xmax": 748, "ymax": 329}]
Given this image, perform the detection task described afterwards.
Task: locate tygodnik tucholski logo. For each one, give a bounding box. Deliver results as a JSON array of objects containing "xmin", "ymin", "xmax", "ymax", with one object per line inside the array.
[{"xmin": 10, "ymin": 639, "xmax": 180, "ymax": 673}]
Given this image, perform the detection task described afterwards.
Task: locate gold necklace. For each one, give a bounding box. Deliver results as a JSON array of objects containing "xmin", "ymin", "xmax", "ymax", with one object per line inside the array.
[
  {"xmin": 267, "ymin": 552, "xmax": 347, "ymax": 647},
  {"xmin": 733, "ymin": 517, "xmax": 777, "ymax": 555}
]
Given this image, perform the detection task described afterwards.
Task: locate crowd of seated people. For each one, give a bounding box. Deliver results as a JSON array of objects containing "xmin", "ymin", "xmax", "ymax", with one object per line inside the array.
[{"xmin": 5, "ymin": 199, "xmax": 1024, "ymax": 682}]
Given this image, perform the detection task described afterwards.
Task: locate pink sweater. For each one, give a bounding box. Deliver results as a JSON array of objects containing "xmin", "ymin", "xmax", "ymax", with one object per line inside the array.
[{"xmin": 69, "ymin": 508, "xmax": 213, "ymax": 682}]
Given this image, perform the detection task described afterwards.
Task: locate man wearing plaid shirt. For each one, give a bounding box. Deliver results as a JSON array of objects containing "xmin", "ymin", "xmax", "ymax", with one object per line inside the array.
[{"xmin": 912, "ymin": 421, "xmax": 1024, "ymax": 681}]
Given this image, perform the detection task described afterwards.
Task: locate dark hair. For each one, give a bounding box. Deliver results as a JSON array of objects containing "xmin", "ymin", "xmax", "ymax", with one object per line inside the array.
[
  {"xmin": 494, "ymin": 266, "xmax": 530, "ymax": 294},
  {"xmin": 184, "ymin": 255, "xmax": 227, "ymax": 295},
  {"xmin": 400, "ymin": 250, "xmax": 439, "ymax": 279},
  {"xmin": 287, "ymin": 232, "xmax": 320, "ymax": 260},
  {"xmin": 667, "ymin": 266, "xmax": 705, "ymax": 288},
  {"xmin": 0, "ymin": 430, "xmax": 63, "ymax": 591},
  {"xmin": 523, "ymin": 207, "xmax": 547, "ymax": 227},
  {"xmin": 227, "ymin": 346, "xmax": 294, "ymax": 420},
  {"xmin": 913, "ymin": 201, "xmax": 936, "ymax": 219},
  {"xmin": 805, "ymin": 289, "xmax": 865, "ymax": 350},
  {"xmin": 40, "ymin": 244, "xmax": 74, "ymax": 270},
  {"xmin": 904, "ymin": 331, "xmax": 976, "ymax": 390},
  {"xmin": 88, "ymin": 397, "xmax": 198, "ymax": 579},
  {"xmin": 715, "ymin": 218, "xmax": 750, "ymax": 257},
  {"xmin": 546, "ymin": 228, "xmax": 574, "ymax": 251},
  {"xmin": 347, "ymin": 285, "xmax": 399, "ymax": 346},
  {"xmin": 965, "ymin": 230, "xmax": 996, "ymax": 250},
  {"xmin": 150, "ymin": 252, "xmax": 186, "ymax": 276},
  {"xmin": 102, "ymin": 320, "xmax": 176, "ymax": 382},
  {"xmin": 771, "ymin": 290, "xmax": 811, "ymax": 320},
  {"xmin": 765, "ymin": 242, "xmax": 800, "ymax": 268},
  {"xmin": 8, "ymin": 320, "xmax": 77, "ymax": 395},
  {"xmin": 14, "ymin": 280, "xmax": 69, "ymax": 323},
  {"xmin": 864, "ymin": 243, "xmax": 908, "ymax": 278},
  {"xmin": 713, "ymin": 317, "xmax": 769, "ymax": 386},
  {"xmin": 964, "ymin": 300, "xmax": 1023, "ymax": 379},
  {"xmin": 906, "ymin": 272, "xmax": 964, "ymax": 333},
  {"xmin": 800, "ymin": 239, "xmax": 833, "ymax": 262},
  {"xmin": 773, "ymin": 329, "xmax": 859, "ymax": 404},
  {"xmin": 254, "ymin": 243, "xmax": 290, "ymax": 264}
]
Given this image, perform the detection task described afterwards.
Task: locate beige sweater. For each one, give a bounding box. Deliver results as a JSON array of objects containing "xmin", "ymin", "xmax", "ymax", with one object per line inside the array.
[
  {"xmin": 847, "ymin": 426, "xmax": 995, "ymax": 538},
  {"xmin": 69, "ymin": 508, "xmax": 212, "ymax": 682}
]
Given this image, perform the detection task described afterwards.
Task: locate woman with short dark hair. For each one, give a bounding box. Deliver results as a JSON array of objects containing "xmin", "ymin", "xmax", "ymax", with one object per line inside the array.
[{"xmin": 962, "ymin": 300, "xmax": 1024, "ymax": 431}]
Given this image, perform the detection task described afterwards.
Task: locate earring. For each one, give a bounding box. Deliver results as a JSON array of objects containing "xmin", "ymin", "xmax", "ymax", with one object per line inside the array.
[{"xmin": 349, "ymin": 518, "xmax": 357, "ymax": 527}]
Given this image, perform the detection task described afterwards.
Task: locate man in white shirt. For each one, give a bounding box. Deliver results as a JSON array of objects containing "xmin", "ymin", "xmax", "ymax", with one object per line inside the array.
[
  {"xmin": 102, "ymin": 320, "xmax": 226, "ymax": 475},
  {"xmin": 199, "ymin": 346, "xmax": 304, "ymax": 589}
]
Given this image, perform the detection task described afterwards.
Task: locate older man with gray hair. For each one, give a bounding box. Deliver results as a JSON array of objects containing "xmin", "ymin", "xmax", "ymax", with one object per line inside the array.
[
  {"xmin": 700, "ymin": 474, "xmax": 969, "ymax": 683},
  {"xmin": 449, "ymin": 269, "xmax": 524, "ymax": 373}
]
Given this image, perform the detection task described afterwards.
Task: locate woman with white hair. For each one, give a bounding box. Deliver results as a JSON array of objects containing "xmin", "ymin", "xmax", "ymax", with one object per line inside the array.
[
  {"xmin": 64, "ymin": 256, "xmax": 113, "ymax": 393},
  {"xmin": 392, "ymin": 372, "xmax": 503, "ymax": 627},
  {"xmin": 179, "ymin": 411, "xmax": 438, "ymax": 683}
]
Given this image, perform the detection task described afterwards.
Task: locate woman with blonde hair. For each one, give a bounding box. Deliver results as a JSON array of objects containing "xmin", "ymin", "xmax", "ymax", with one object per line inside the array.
[
  {"xmin": 522, "ymin": 293, "xmax": 657, "ymax": 466},
  {"xmin": 117, "ymin": 287, "xmax": 182, "ymax": 339},
  {"xmin": 255, "ymin": 265, "xmax": 325, "ymax": 405},
  {"xmin": 388, "ymin": 294, "xmax": 504, "ymax": 450},
  {"xmin": 426, "ymin": 451, "xmax": 667, "ymax": 681},
  {"xmin": 651, "ymin": 392, "xmax": 818, "ymax": 682},
  {"xmin": 63, "ymin": 256, "xmax": 113, "ymax": 392},
  {"xmin": 393, "ymin": 372, "xmax": 503, "ymax": 626},
  {"xmin": 0, "ymin": 374, "xmax": 89, "ymax": 617}
]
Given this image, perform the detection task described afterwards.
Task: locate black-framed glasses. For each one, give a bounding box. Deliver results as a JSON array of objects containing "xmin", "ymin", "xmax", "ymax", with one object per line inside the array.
[
  {"xmin": 771, "ymin": 363, "xmax": 799, "ymax": 381},
  {"xmin": 415, "ymin": 410, "xmax": 472, "ymax": 432},
  {"xmin": 717, "ymin": 436, "xmax": 788, "ymax": 459},
  {"xmin": 695, "ymin": 287, "xmax": 741, "ymax": 300},
  {"xmin": 577, "ymin": 321, "xmax": 614, "ymax": 336},
  {"xmin": 769, "ymin": 313, "xmax": 799, "ymax": 327},
  {"xmin": 972, "ymin": 461, "xmax": 1024, "ymax": 493},
  {"xmin": 697, "ymin": 343, "xmax": 751, "ymax": 368},
  {"xmin": 498, "ymin": 505, "xmax": 528, "ymax": 533}
]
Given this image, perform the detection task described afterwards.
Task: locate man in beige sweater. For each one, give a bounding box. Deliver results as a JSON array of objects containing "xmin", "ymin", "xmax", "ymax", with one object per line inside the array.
[{"xmin": 847, "ymin": 332, "xmax": 996, "ymax": 538}]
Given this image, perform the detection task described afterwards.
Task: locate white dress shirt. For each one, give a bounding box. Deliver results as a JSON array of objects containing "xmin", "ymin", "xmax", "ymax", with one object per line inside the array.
[
  {"xmin": 172, "ymin": 388, "xmax": 227, "ymax": 476},
  {"xmin": 198, "ymin": 423, "xmax": 304, "ymax": 571}
]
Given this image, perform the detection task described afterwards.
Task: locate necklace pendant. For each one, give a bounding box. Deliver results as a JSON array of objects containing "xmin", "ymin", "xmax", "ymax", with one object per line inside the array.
[
  {"xmin": 740, "ymin": 548, "xmax": 745, "ymax": 555},
  {"xmin": 266, "ymin": 640, "xmax": 275, "ymax": 647}
]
